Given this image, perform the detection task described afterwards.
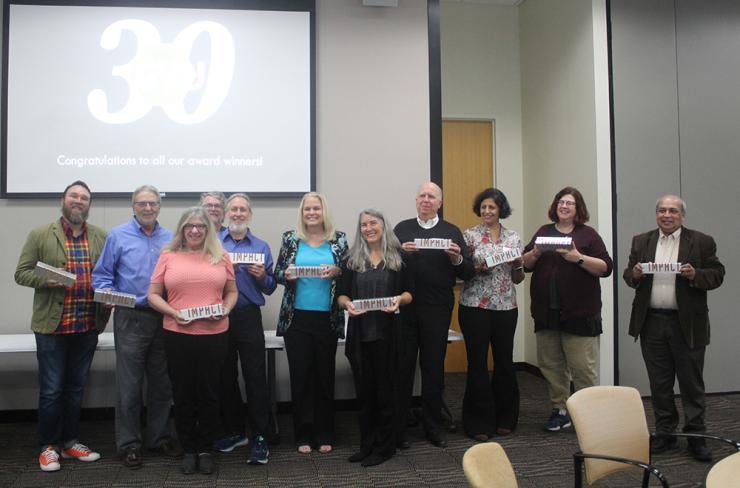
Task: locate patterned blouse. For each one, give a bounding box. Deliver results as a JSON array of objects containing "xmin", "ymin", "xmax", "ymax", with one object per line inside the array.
[{"xmin": 460, "ymin": 223, "xmax": 522, "ymax": 311}]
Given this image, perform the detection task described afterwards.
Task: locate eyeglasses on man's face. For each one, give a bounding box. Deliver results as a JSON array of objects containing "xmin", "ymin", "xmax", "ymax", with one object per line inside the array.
[{"xmin": 134, "ymin": 201, "xmax": 160, "ymax": 209}]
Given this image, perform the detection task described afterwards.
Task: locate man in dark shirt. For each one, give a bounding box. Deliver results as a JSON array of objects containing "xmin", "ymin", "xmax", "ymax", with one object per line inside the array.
[{"xmin": 394, "ymin": 182, "xmax": 474, "ymax": 447}]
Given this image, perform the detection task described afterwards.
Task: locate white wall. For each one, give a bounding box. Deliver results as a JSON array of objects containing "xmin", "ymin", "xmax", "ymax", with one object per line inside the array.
[
  {"xmin": 0, "ymin": 0, "xmax": 432, "ymax": 409},
  {"xmin": 440, "ymin": 2, "xmax": 527, "ymax": 362},
  {"xmin": 519, "ymin": 0, "xmax": 614, "ymax": 379}
]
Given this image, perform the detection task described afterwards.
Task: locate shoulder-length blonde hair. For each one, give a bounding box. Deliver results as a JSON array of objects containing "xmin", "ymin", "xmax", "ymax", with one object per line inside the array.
[
  {"xmin": 295, "ymin": 192, "xmax": 336, "ymax": 241},
  {"xmin": 163, "ymin": 206, "xmax": 225, "ymax": 263}
]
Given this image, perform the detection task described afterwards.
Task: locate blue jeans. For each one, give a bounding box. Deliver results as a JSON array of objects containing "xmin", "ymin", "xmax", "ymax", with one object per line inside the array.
[{"xmin": 35, "ymin": 330, "xmax": 98, "ymax": 450}]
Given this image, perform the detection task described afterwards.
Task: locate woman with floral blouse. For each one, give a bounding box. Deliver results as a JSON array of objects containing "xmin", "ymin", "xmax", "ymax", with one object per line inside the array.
[{"xmin": 458, "ymin": 188, "xmax": 524, "ymax": 441}]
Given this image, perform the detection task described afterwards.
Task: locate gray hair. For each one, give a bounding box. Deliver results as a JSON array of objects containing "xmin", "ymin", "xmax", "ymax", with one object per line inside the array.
[
  {"xmin": 199, "ymin": 191, "xmax": 226, "ymax": 208},
  {"xmin": 226, "ymin": 193, "xmax": 251, "ymax": 211},
  {"xmin": 131, "ymin": 185, "xmax": 161, "ymax": 205},
  {"xmin": 655, "ymin": 194, "xmax": 686, "ymax": 215},
  {"xmin": 346, "ymin": 209, "xmax": 403, "ymax": 273}
]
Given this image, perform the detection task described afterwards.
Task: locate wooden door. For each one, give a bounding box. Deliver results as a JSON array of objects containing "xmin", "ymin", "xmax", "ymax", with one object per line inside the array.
[{"xmin": 442, "ymin": 120, "xmax": 494, "ymax": 373}]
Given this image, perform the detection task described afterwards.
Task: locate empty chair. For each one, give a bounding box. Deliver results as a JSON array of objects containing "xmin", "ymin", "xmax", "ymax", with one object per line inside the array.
[
  {"xmin": 462, "ymin": 442, "xmax": 518, "ymax": 488},
  {"xmin": 567, "ymin": 385, "xmax": 740, "ymax": 488}
]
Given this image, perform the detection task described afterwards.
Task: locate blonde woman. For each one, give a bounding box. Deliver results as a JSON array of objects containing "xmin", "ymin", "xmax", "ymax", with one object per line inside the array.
[
  {"xmin": 148, "ymin": 207, "xmax": 237, "ymax": 475},
  {"xmin": 275, "ymin": 193, "xmax": 347, "ymax": 454}
]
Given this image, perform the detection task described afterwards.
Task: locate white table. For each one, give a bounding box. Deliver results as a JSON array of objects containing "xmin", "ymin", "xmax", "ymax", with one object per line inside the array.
[{"xmin": 1, "ymin": 329, "xmax": 464, "ymax": 439}]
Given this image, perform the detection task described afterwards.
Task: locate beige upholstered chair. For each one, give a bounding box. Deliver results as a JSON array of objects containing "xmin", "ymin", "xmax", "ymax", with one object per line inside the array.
[
  {"xmin": 462, "ymin": 442, "xmax": 518, "ymax": 488},
  {"xmin": 706, "ymin": 451, "xmax": 740, "ymax": 488},
  {"xmin": 567, "ymin": 386, "xmax": 740, "ymax": 488}
]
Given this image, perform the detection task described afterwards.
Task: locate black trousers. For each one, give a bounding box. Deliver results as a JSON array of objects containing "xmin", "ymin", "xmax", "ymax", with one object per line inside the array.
[
  {"xmin": 219, "ymin": 306, "xmax": 270, "ymax": 438},
  {"xmin": 398, "ymin": 304, "xmax": 452, "ymax": 437},
  {"xmin": 164, "ymin": 330, "xmax": 228, "ymax": 454},
  {"xmin": 356, "ymin": 339, "xmax": 395, "ymax": 458},
  {"xmin": 458, "ymin": 306, "xmax": 519, "ymax": 436},
  {"xmin": 283, "ymin": 310, "xmax": 338, "ymax": 446},
  {"xmin": 640, "ymin": 310, "xmax": 706, "ymax": 434}
]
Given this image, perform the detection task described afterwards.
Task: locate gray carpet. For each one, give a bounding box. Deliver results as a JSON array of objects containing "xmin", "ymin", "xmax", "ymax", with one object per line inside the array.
[{"xmin": 1, "ymin": 372, "xmax": 739, "ymax": 487}]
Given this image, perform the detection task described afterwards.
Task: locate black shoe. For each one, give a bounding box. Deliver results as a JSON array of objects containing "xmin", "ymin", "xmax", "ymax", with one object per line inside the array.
[
  {"xmin": 149, "ymin": 439, "xmax": 183, "ymax": 458},
  {"xmin": 396, "ymin": 439, "xmax": 411, "ymax": 450},
  {"xmin": 651, "ymin": 436, "xmax": 678, "ymax": 454},
  {"xmin": 361, "ymin": 453, "xmax": 391, "ymax": 467},
  {"xmin": 198, "ymin": 452, "xmax": 215, "ymax": 474},
  {"xmin": 688, "ymin": 442, "xmax": 712, "ymax": 462},
  {"xmin": 121, "ymin": 447, "xmax": 143, "ymax": 469},
  {"xmin": 426, "ymin": 432, "xmax": 448, "ymax": 448},
  {"xmin": 348, "ymin": 450, "xmax": 371, "ymax": 463},
  {"xmin": 181, "ymin": 453, "xmax": 197, "ymax": 475}
]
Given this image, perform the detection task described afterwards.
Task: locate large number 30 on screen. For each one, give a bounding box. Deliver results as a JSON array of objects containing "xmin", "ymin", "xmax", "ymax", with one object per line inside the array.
[{"xmin": 87, "ymin": 19, "xmax": 235, "ymax": 125}]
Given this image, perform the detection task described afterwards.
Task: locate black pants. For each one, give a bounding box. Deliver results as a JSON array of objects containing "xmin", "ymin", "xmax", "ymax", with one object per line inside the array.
[
  {"xmin": 397, "ymin": 304, "xmax": 452, "ymax": 437},
  {"xmin": 219, "ymin": 306, "xmax": 270, "ymax": 438},
  {"xmin": 283, "ymin": 310, "xmax": 338, "ymax": 446},
  {"xmin": 164, "ymin": 330, "xmax": 228, "ymax": 454},
  {"xmin": 640, "ymin": 310, "xmax": 706, "ymax": 434},
  {"xmin": 458, "ymin": 306, "xmax": 519, "ymax": 436},
  {"xmin": 356, "ymin": 339, "xmax": 395, "ymax": 458}
]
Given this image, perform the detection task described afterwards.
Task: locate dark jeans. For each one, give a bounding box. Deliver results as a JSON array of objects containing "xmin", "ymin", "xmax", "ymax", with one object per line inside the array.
[
  {"xmin": 357, "ymin": 339, "xmax": 395, "ymax": 458},
  {"xmin": 640, "ymin": 310, "xmax": 706, "ymax": 434},
  {"xmin": 164, "ymin": 330, "xmax": 228, "ymax": 454},
  {"xmin": 35, "ymin": 330, "xmax": 98, "ymax": 450},
  {"xmin": 458, "ymin": 306, "xmax": 519, "ymax": 436},
  {"xmin": 113, "ymin": 307, "xmax": 174, "ymax": 452},
  {"xmin": 283, "ymin": 310, "xmax": 338, "ymax": 446},
  {"xmin": 219, "ymin": 306, "xmax": 270, "ymax": 438},
  {"xmin": 397, "ymin": 303, "xmax": 452, "ymax": 437}
]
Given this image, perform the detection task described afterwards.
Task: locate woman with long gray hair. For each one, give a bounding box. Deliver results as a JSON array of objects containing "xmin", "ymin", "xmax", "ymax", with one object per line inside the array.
[{"xmin": 337, "ymin": 209, "xmax": 413, "ymax": 467}]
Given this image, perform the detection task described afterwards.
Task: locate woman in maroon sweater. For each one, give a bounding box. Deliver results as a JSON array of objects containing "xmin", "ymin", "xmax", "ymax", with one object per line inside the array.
[{"xmin": 522, "ymin": 187, "xmax": 612, "ymax": 432}]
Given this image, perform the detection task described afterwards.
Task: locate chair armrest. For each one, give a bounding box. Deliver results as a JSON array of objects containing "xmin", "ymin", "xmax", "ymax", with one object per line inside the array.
[
  {"xmin": 574, "ymin": 451, "xmax": 669, "ymax": 488},
  {"xmin": 652, "ymin": 432, "xmax": 740, "ymax": 451}
]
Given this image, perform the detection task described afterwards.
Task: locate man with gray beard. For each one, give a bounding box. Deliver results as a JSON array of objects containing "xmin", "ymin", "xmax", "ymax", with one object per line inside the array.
[
  {"xmin": 216, "ymin": 193, "xmax": 276, "ymax": 465},
  {"xmin": 15, "ymin": 180, "xmax": 110, "ymax": 472}
]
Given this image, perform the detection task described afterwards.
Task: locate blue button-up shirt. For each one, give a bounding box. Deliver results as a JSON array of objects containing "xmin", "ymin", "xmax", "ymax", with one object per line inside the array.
[
  {"xmin": 220, "ymin": 228, "xmax": 277, "ymax": 307},
  {"xmin": 92, "ymin": 217, "xmax": 173, "ymax": 306}
]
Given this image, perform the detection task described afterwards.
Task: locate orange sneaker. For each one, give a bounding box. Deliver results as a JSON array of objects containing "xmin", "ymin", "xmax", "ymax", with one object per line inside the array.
[
  {"xmin": 61, "ymin": 443, "xmax": 101, "ymax": 462},
  {"xmin": 39, "ymin": 446, "xmax": 61, "ymax": 472}
]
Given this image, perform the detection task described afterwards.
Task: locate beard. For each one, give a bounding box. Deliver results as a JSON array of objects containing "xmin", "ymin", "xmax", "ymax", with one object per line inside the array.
[
  {"xmin": 61, "ymin": 203, "xmax": 89, "ymax": 225},
  {"xmin": 228, "ymin": 221, "xmax": 249, "ymax": 234}
]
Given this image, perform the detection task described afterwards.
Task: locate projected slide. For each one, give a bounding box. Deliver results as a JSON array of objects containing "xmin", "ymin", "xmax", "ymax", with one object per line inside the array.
[{"xmin": 3, "ymin": 3, "xmax": 313, "ymax": 196}]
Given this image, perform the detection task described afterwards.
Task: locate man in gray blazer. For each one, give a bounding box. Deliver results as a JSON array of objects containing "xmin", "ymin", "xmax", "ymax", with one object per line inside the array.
[{"xmin": 624, "ymin": 195, "xmax": 725, "ymax": 462}]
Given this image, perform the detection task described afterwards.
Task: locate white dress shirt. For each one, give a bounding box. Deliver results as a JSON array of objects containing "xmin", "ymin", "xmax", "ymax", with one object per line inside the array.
[{"xmin": 649, "ymin": 227, "xmax": 681, "ymax": 310}]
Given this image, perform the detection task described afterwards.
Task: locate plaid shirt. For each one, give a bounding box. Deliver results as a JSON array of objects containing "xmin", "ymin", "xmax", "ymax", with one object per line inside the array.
[{"xmin": 55, "ymin": 218, "xmax": 96, "ymax": 334}]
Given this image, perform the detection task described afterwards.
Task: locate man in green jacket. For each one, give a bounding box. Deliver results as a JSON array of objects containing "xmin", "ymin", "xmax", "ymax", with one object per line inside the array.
[{"xmin": 15, "ymin": 180, "xmax": 111, "ymax": 472}]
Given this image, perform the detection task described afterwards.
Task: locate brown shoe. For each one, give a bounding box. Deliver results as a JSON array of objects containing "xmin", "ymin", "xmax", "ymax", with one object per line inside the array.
[{"xmin": 149, "ymin": 439, "xmax": 183, "ymax": 458}]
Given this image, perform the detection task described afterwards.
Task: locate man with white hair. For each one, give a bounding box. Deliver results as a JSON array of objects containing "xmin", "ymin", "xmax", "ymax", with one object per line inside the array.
[
  {"xmin": 624, "ymin": 194, "xmax": 724, "ymax": 462},
  {"xmin": 200, "ymin": 191, "xmax": 227, "ymax": 231},
  {"xmin": 92, "ymin": 185, "xmax": 180, "ymax": 468},
  {"xmin": 394, "ymin": 182, "xmax": 474, "ymax": 448},
  {"xmin": 216, "ymin": 193, "xmax": 276, "ymax": 465}
]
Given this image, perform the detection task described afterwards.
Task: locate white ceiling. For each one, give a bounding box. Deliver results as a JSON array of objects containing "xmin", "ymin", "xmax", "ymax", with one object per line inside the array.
[{"xmin": 440, "ymin": 0, "xmax": 524, "ymax": 6}]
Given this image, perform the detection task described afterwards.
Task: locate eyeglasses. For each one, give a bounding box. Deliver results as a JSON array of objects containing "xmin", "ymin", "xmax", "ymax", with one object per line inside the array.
[
  {"xmin": 183, "ymin": 224, "xmax": 207, "ymax": 231},
  {"xmin": 134, "ymin": 201, "xmax": 160, "ymax": 208},
  {"xmin": 557, "ymin": 200, "xmax": 576, "ymax": 207},
  {"xmin": 203, "ymin": 203, "xmax": 224, "ymax": 210}
]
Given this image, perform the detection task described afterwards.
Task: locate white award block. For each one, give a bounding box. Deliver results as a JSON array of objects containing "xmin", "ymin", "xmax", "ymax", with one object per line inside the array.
[
  {"xmin": 180, "ymin": 303, "xmax": 225, "ymax": 321},
  {"xmin": 94, "ymin": 289, "xmax": 136, "ymax": 308},
  {"xmin": 292, "ymin": 266, "xmax": 325, "ymax": 278},
  {"xmin": 229, "ymin": 252, "xmax": 265, "ymax": 264},
  {"xmin": 352, "ymin": 297, "xmax": 396, "ymax": 312},
  {"xmin": 414, "ymin": 238, "xmax": 451, "ymax": 250},
  {"xmin": 534, "ymin": 236, "xmax": 572, "ymax": 251},
  {"xmin": 34, "ymin": 262, "xmax": 77, "ymax": 286},
  {"xmin": 640, "ymin": 262, "xmax": 682, "ymax": 274},
  {"xmin": 485, "ymin": 247, "xmax": 522, "ymax": 268}
]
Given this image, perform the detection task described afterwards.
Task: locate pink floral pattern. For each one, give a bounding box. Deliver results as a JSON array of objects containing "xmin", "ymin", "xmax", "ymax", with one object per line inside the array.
[{"xmin": 460, "ymin": 223, "xmax": 521, "ymax": 311}]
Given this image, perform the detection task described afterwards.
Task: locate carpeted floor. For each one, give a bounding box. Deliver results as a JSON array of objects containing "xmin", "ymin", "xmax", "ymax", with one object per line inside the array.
[{"xmin": 1, "ymin": 372, "xmax": 739, "ymax": 487}]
